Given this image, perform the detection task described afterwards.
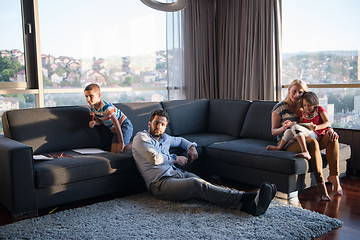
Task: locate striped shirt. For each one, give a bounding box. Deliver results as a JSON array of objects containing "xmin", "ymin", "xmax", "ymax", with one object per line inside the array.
[
  {"xmin": 89, "ymin": 100, "xmax": 127, "ymax": 130},
  {"xmin": 272, "ymin": 101, "xmax": 299, "ymax": 142}
]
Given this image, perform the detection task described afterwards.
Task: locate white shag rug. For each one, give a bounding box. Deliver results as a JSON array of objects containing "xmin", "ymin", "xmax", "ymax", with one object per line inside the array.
[{"xmin": 0, "ymin": 193, "xmax": 342, "ymax": 240}]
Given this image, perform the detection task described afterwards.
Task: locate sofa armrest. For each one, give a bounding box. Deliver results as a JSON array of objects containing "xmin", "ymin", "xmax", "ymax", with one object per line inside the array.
[{"xmin": 0, "ymin": 136, "xmax": 37, "ymax": 217}]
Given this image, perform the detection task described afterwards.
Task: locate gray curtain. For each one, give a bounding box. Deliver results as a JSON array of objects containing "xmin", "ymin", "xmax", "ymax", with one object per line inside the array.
[
  {"xmin": 184, "ymin": 0, "xmax": 282, "ymax": 101},
  {"xmin": 184, "ymin": 0, "xmax": 218, "ymax": 99},
  {"xmin": 167, "ymin": 9, "xmax": 186, "ymax": 100}
]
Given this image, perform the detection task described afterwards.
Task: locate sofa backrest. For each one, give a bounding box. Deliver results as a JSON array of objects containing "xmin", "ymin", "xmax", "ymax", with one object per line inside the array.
[
  {"xmin": 2, "ymin": 106, "xmax": 112, "ymax": 154},
  {"xmin": 114, "ymin": 102, "xmax": 166, "ymax": 138},
  {"xmin": 240, "ymin": 100, "xmax": 278, "ymax": 142},
  {"xmin": 208, "ymin": 99, "xmax": 251, "ymax": 138},
  {"xmin": 161, "ymin": 99, "xmax": 209, "ymax": 136}
]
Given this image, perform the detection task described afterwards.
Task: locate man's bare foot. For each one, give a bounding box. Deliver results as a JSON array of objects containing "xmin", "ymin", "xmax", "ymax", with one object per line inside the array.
[
  {"xmin": 266, "ymin": 145, "xmax": 280, "ymax": 150},
  {"xmin": 317, "ymin": 182, "xmax": 331, "ymax": 201},
  {"xmin": 294, "ymin": 151, "xmax": 311, "ymax": 160},
  {"xmin": 328, "ymin": 176, "xmax": 343, "ymax": 195}
]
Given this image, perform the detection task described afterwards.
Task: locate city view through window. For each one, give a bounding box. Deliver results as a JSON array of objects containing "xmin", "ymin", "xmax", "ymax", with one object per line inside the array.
[
  {"xmin": 282, "ymin": 0, "xmax": 360, "ymax": 129},
  {"xmin": 0, "ymin": 0, "xmax": 171, "ymax": 133},
  {"xmin": 38, "ymin": 0, "xmax": 169, "ymax": 105},
  {"xmin": 1, "ymin": 1, "xmax": 360, "ymax": 132}
]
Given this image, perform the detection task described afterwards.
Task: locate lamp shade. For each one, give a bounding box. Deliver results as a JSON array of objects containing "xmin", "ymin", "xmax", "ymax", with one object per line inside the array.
[{"xmin": 140, "ymin": 0, "xmax": 187, "ymax": 12}]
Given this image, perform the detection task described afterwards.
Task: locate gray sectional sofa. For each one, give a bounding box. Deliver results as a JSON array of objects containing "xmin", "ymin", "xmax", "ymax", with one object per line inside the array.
[{"xmin": 0, "ymin": 99, "xmax": 351, "ymax": 217}]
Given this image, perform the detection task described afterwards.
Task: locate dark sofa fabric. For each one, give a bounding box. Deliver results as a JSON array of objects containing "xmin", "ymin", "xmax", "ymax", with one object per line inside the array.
[
  {"xmin": 0, "ymin": 99, "xmax": 351, "ymax": 217},
  {"xmin": 2, "ymin": 106, "xmax": 112, "ymax": 154},
  {"xmin": 161, "ymin": 99, "xmax": 209, "ymax": 136},
  {"xmin": 34, "ymin": 151, "xmax": 135, "ymax": 188},
  {"xmin": 207, "ymin": 138, "xmax": 309, "ymax": 175},
  {"xmin": 240, "ymin": 100, "xmax": 278, "ymax": 142},
  {"xmin": 208, "ymin": 99, "xmax": 251, "ymax": 138}
]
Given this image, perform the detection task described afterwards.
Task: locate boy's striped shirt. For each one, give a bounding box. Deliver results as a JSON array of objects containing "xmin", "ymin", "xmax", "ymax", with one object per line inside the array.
[{"xmin": 89, "ymin": 100, "xmax": 126, "ymax": 129}]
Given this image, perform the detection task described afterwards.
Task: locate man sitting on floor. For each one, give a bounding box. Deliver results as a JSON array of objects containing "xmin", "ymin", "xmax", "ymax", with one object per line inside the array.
[{"xmin": 132, "ymin": 109, "xmax": 277, "ymax": 216}]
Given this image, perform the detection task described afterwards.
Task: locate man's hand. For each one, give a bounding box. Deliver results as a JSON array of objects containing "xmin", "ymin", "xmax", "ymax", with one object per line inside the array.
[
  {"xmin": 187, "ymin": 146, "xmax": 198, "ymax": 162},
  {"xmin": 174, "ymin": 156, "xmax": 189, "ymax": 166}
]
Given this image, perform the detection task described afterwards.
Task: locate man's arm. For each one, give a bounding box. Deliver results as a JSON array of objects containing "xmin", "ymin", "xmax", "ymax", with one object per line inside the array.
[
  {"xmin": 169, "ymin": 135, "xmax": 197, "ymax": 151},
  {"xmin": 168, "ymin": 135, "xmax": 198, "ymax": 162}
]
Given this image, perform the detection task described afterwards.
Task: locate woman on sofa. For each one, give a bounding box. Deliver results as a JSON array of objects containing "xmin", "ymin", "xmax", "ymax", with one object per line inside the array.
[{"xmin": 269, "ymin": 79, "xmax": 343, "ymax": 201}]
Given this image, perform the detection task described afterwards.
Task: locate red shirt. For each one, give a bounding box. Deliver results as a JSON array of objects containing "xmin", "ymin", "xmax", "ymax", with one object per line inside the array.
[{"xmin": 299, "ymin": 105, "xmax": 327, "ymax": 138}]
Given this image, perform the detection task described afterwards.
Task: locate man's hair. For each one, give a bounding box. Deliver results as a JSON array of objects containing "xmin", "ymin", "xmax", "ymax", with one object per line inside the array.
[
  {"xmin": 301, "ymin": 91, "xmax": 319, "ymax": 107},
  {"xmin": 84, "ymin": 83, "xmax": 101, "ymax": 93},
  {"xmin": 149, "ymin": 109, "xmax": 170, "ymax": 122}
]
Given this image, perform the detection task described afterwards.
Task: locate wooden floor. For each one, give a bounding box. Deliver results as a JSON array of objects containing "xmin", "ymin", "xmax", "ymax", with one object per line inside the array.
[
  {"xmin": 1, "ymin": 176, "xmax": 360, "ymax": 240},
  {"xmin": 293, "ymin": 176, "xmax": 360, "ymax": 240}
]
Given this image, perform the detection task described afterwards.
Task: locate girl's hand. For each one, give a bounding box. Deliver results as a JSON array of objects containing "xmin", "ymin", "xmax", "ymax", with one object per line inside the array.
[
  {"xmin": 309, "ymin": 123, "xmax": 317, "ymax": 131},
  {"xmin": 327, "ymin": 128, "xmax": 339, "ymax": 141}
]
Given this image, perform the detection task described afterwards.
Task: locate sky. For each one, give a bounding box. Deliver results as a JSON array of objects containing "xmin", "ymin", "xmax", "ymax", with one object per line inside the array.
[
  {"xmin": 0, "ymin": 0, "xmax": 167, "ymax": 58},
  {"xmin": 282, "ymin": 0, "xmax": 360, "ymax": 53},
  {"xmin": 1, "ymin": 0, "xmax": 360, "ymax": 58}
]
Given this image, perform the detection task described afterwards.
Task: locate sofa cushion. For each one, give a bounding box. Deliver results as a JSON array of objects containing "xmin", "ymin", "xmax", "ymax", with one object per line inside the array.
[
  {"xmin": 34, "ymin": 151, "xmax": 136, "ymax": 188},
  {"xmin": 114, "ymin": 102, "xmax": 165, "ymax": 137},
  {"xmin": 181, "ymin": 133, "xmax": 237, "ymax": 149},
  {"xmin": 2, "ymin": 106, "xmax": 112, "ymax": 155},
  {"xmin": 240, "ymin": 101, "xmax": 278, "ymax": 142},
  {"xmin": 208, "ymin": 99, "xmax": 251, "ymax": 138},
  {"xmin": 207, "ymin": 138, "xmax": 309, "ymax": 175},
  {"xmin": 161, "ymin": 99, "xmax": 209, "ymax": 136}
]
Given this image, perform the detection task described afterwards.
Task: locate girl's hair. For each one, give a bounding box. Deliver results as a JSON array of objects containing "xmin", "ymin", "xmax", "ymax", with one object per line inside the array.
[
  {"xmin": 300, "ymin": 91, "xmax": 319, "ymax": 107},
  {"xmin": 284, "ymin": 79, "xmax": 308, "ymax": 104}
]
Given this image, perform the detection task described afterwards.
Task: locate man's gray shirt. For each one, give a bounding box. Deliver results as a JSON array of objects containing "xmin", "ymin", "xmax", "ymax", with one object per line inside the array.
[{"xmin": 132, "ymin": 130, "xmax": 197, "ymax": 189}]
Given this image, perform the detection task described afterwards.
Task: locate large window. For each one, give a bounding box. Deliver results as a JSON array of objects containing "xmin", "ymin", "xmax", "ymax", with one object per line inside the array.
[
  {"xmin": 0, "ymin": 0, "xmax": 25, "ymax": 84},
  {"xmin": 0, "ymin": 0, "xmax": 183, "ymax": 134},
  {"xmin": 0, "ymin": 0, "xmax": 30, "ymax": 134},
  {"xmin": 38, "ymin": 0, "xmax": 168, "ymax": 106},
  {"xmin": 282, "ymin": 0, "xmax": 360, "ymax": 129}
]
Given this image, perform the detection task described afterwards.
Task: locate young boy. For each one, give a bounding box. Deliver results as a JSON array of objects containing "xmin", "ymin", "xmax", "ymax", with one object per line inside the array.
[{"xmin": 84, "ymin": 83, "xmax": 133, "ymax": 153}]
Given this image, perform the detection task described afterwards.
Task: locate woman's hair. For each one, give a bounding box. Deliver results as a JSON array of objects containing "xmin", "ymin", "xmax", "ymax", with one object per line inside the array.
[
  {"xmin": 300, "ymin": 91, "xmax": 319, "ymax": 107},
  {"xmin": 284, "ymin": 79, "xmax": 308, "ymax": 104}
]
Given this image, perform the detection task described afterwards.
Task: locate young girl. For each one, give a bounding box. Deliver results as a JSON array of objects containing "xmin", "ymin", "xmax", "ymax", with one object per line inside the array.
[{"xmin": 267, "ymin": 91, "xmax": 331, "ymax": 160}]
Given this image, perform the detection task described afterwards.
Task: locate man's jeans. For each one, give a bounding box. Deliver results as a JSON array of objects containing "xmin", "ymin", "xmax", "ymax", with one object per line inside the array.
[{"xmin": 149, "ymin": 170, "xmax": 244, "ymax": 209}]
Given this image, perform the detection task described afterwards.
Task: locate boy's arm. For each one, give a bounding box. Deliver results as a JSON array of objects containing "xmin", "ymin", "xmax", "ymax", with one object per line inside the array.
[
  {"xmin": 89, "ymin": 113, "xmax": 102, "ymax": 128},
  {"xmin": 111, "ymin": 114, "xmax": 125, "ymax": 152}
]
